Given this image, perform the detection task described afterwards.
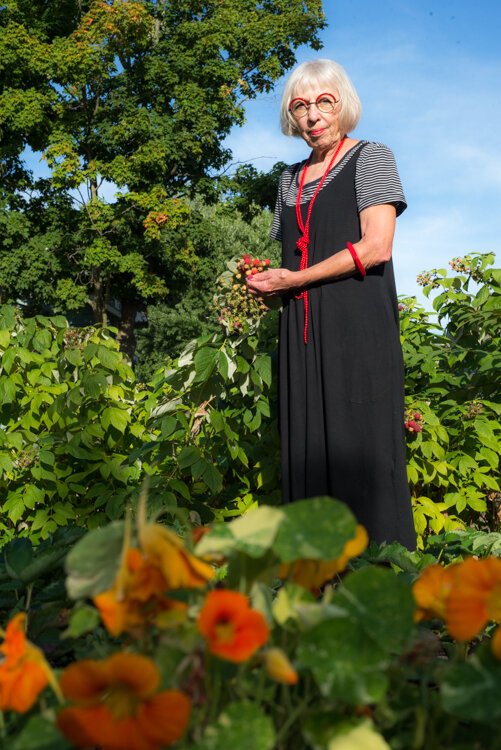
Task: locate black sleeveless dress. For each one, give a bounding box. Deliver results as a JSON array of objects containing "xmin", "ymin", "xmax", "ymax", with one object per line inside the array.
[{"xmin": 274, "ymin": 141, "xmax": 416, "ymax": 549}]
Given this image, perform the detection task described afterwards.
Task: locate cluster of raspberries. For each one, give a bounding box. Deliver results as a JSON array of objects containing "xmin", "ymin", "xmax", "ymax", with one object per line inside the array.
[
  {"xmin": 405, "ymin": 411, "xmax": 424, "ymax": 433},
  {"xmin": 215, "ymin": 255, "xmax": 271, "ymax": 335}
]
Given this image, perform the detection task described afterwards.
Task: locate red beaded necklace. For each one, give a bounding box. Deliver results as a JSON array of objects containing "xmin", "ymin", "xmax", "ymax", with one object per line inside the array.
[{"xmin": 295, "ymin": 136, "xmax": 346, "ymax": 344}]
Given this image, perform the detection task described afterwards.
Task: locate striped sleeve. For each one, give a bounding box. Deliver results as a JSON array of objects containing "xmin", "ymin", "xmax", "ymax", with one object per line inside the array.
[
  {"xmin": 270, "ymin": 165, "xmax": 298, "ymax": 241},
  {"xmin": 355, "ymin": 142, "xmax": 407, "ymax": 217}
]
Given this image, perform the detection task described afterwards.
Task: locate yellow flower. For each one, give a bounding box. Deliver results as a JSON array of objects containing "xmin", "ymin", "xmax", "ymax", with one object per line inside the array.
[
  {"xmin": 279, "ymin": 525, "xmax": 368, "ymax": 591},
  {"xmin": 138, "ymin": 486, "xmax": 214, "ymax": 589},
  {"xmin": 0, "ymin": 613, "xmax": 62, "ymax": 712},
  {"xmin": 264, "ymin": 648, "xmax": 298, "ymax": 685}
]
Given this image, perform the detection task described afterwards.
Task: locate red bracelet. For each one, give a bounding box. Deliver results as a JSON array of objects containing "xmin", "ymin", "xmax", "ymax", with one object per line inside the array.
[{"xmin": 346, "ymin": 241, "xmax": 366, "ymax": 278}]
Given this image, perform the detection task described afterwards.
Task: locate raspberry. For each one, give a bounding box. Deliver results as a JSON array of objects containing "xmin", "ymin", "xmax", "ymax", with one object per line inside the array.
[{"xmin": 253, "ymin": 258, "xmax": 260, "ymax": 266}]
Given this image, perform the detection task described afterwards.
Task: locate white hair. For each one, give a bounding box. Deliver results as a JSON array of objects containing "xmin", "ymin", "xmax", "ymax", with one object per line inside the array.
[{"xmin": 280, "ymin": 59, "xmax": 362, "ymax": 137}]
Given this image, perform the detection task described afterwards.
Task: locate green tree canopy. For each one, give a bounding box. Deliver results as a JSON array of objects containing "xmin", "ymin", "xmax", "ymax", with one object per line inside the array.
[{"xmin": 0, "ymin": 0, "xmax": 325, "ymax": 355}]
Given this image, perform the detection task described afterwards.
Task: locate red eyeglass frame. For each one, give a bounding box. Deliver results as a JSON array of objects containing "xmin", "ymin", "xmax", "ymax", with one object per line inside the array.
[{"xmin": 288, "ymin": 92, "xmax": 339, "ymax": 113}]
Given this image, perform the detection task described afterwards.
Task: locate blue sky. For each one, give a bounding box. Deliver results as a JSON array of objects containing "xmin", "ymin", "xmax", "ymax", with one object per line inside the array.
[{"xmin": 225, "ymin": 0, "xmax": 501, "ymax": 300}]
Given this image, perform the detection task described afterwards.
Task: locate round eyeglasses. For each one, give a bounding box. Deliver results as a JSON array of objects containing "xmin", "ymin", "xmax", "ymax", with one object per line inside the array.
[{"xmin": 288, "ymin": 92, "xmax": 339, "ymax": 119}]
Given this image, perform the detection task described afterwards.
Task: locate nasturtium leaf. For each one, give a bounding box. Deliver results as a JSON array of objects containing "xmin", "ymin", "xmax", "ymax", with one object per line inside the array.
[
  {"xmin": 335, "ymin": 567, "xmax": 415, "ymax": 652},
  {"xmin": 192, "ymin": 702, "xmax": 275, "ymax": 750},
  {"xmin": 297, "ymin": 616, "xmax": 389, "ymax": 705},
  {"xmin": 272, "ymin": 497, "xmax": 357, "ymax": 563},
  {"xmin": 63, "ymin": 605, "xmax": 101, "ymax": 639},
  {"xmin": 228, "ymin": 506, "xmax": 284, "ymax": 558},
  {"xmin": 441, "ymin": 648, "xmax": 501, "ymax": 723},
  {"xmin": 65, "ymin": 521, "xmax": 124, "ymax": 599},
  {"xmin": 10, "ymin": 715, "xmax": 72, "ymax": 750}
]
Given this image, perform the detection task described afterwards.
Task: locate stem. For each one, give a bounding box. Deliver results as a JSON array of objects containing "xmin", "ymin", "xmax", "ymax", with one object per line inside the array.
[{"xmin": 272, "ymin": 692, "xmax": 313, "ymax": 749}]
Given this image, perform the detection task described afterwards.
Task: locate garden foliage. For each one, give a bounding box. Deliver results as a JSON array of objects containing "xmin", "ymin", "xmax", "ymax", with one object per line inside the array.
[
  {"xmin": 1, "ymin": 253, "xmax": 499, "ymax": 544},
  {"xmin": 2, "ymin": 495, "xmax": 501, "ymax": 749}
]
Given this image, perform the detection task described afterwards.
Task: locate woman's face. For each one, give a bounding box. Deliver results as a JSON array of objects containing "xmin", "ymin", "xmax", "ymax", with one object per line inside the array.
[{"xmin": 290, "ymin": 85, "xmax": 343, "ymax": 153}]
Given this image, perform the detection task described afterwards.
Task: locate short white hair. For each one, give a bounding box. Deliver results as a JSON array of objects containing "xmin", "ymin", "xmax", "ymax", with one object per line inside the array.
[{"xmin": 280, "ymin": 59, "xmax": 362, "ymax": 137}]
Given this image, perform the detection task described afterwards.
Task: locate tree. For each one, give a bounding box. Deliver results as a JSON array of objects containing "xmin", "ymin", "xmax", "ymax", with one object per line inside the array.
[
  {"xmin": 0, "ymin": 0, "xmax": 325, "ymax": 356},
  {"xmin": 134, "ymin": 198, "xmax": 281, "ymax": 379}
]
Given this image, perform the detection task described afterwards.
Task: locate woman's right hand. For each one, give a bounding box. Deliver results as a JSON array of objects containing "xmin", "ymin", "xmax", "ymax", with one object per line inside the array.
[{"xmin": 246, "ymin": 268, "xmax": 299, "ymax": 298}]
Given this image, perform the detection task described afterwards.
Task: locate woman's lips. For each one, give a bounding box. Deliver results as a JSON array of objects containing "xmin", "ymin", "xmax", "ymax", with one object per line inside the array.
[{"xmin": 309, "ymin": 128, "xmax": 325, "ymax": 136}]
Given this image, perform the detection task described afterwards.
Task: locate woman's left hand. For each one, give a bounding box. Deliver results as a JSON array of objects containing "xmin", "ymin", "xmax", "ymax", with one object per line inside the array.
[{"xmin": 246, "ymin": 268, "xmax": 298, "ymax": 297}]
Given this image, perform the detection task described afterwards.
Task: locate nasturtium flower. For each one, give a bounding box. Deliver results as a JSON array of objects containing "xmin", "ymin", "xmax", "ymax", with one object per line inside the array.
[
  {"xmin": 445, "ymin": 556, "xmax": 501, "ymax": 642},
  {"xmin": 57, "ymin": 653, "xmax": 191, "ymax": 750},
  {"xmin": 138, "ymin": 487, "xmax": 214, "ymax": 589},
  {"xmin": 264, "ymin": 647, "xmax": 298, "ymax": 685},
  {"xmin": 94, "ymin": 548, "xmax": 187, "ymax": 637},
  {"xmin": 279, "ymin": 524, "xmax": 368, "ymax": 591},
  {"xmin": 197, "ymin": 590, "xmax": 269, "ymax": 663},
  {"xmin": 412, "ymin": 563, "xmax": 458, "ymax": 622},
  {"xmin": 0, "ymin": 612, "xmax": 61, "ymax": 712}
]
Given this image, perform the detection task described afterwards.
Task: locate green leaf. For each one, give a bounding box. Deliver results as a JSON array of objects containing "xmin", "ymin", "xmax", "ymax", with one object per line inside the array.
[
  {"xmin": 196, "ymin": 506, "xmax": 284, "ymax": 559},
  {"xmin": 335, "ymin": 567, "xmax": 415, "ymax": 652},
  {"xmin": 193, "ymin": 346, "xmax": 219, "ymax": 383},
  {"xmin": 65, "ymin": 521, "xmax": 124, "ymax": 599},
  {"xmin": 272, "ymin": 498, "xmax": 357, "ymax": 563},
  {"xmin": 63, "ymin": 604, "xmax": 101, "ymax": 639},
  {"xmin": 101, "ymin": 406, "xmax": 129, "ymax": 433},
  {"xmin": 298, "ymin": 616, "xmax": 389, "ymax": 705},
  {"xmin": 10, "ymin": 715, "xmax": 72, "ymax": 750},
  {"xmin": 4, "ymin": 538, "xmax": 33, "ymax": 579},
  {"xmin": 202, "ymin": 462, "xmax": 223, "ymax": 494},
  {"xmin": 0, "ymin": 376, "xmax": 17, "ymax": 403},
  {"xmin": 178, "ymin": 446, "xmax": 202, "ymax": 471},
  {"xmin": 192, "ymin": 702, "xmax": 275, "ymax": 750},
  {"xmin": 441, "ymin": 648, "xmax": 501, "ymax": 723}
]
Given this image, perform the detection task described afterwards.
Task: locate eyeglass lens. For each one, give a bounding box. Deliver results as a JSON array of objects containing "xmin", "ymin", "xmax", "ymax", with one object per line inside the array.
[{"xmin": 290, "ymin": 94, "xmax": 337, "ymax": 117}]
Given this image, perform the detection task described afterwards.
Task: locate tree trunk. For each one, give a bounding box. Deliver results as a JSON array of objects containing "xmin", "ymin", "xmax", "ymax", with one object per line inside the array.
[{"xmin": 117, "ymin": 298, "xmax": 138, "ymax": 363}]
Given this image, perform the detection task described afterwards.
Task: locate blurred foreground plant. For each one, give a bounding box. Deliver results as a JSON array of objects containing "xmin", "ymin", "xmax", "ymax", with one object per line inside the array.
[{"xmin": 2, "ymin": 493, "xmax": 501, "ymax": 749}]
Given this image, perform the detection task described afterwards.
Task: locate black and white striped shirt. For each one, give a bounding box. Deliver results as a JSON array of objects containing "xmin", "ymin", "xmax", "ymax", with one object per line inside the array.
[{"xmin": 270, "ymin": 141, "xmax": 407, "ymax": 241}]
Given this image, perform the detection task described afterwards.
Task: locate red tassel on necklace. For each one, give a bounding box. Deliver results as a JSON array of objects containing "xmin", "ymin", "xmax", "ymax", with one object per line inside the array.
[{"xmin": 295, "ymin": 137, "xmax": 346, "ymax": 344}]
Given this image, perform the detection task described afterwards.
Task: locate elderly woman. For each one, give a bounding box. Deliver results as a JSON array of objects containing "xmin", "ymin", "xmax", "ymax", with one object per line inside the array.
[{"xmin": 247, "ymin": 59, "xmax": 416, "ymax": 549}]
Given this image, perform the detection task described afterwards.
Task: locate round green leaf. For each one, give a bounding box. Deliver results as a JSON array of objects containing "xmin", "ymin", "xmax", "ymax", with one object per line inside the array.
[
  {"xmin": 65, "ymin": 521, "xmax": 124, "ymax": 599},
  {"xmin": 193, "ymin": 702, "xmax": 275, "ymax": 750},
  {"xmin": 298, "ymin": 616, "xmax": 389, "ymax": 705},
  {"xmin": 273, "ymin": 498, "xmax": 357, "ymax": 562},
  {"xmin": 335, "ymin": 567, "xmax": 415, "ymax": 652}
]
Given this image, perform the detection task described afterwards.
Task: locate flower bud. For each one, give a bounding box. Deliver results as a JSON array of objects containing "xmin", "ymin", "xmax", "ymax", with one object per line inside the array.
[{"xmin": 264, "ymin": 648, "xmax": 298, "ymax": 685}]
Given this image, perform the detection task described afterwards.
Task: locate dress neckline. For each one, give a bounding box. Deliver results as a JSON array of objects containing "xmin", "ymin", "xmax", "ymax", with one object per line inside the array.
[{"xmin": 297, "ymin": 140, "xmax": 365, "ymax": 187}]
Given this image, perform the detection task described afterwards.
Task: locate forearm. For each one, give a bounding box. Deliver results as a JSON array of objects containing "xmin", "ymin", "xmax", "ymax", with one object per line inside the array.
[{"xmin": 298, "ymin": 235, "xmax": 391, "ymax": 287}]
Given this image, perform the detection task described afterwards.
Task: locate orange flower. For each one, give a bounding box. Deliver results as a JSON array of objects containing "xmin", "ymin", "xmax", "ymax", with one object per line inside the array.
[
  {"xmin": 94, "ymin": 548, "xmax": 186, "ymax": 637},
  {"xmin": 0, "ymin": 613, "xmax": 61, "ymax": 712},
  {"xmin": 279, "ymin": 525, "xmax": 368, "ymax": 590},
  {"xmin": 197, "ymin": 590, "xmax": 269, "ymax": 663},
  {"xmin": 412, "ymin": 563, "xmax": 458, "ymax": 622},
  {"xmin": 264, "ymin": 648, "xmax": 298, "ymax": 685},
  {"xmin": 138, "ymin": 486, "xmax": 214, "ymax": 589},
  {"xmin": 57, "ymin": 653, "xmax": 191, "ymax": 750},
  {"xmin": 445, "ymin": 557, "xmax": 501, "ymax": 641}
]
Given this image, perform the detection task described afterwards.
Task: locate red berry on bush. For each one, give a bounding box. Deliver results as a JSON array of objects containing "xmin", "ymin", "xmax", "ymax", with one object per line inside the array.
[
  {"xmin": 414, "ymin": 412, "xmax": 422, "ymax": 421},
  {"xmin": 264, "ymin": 259, "xmax": 271, "ymax": 266},
  {"xmin": 243, "ymin": 254, "xmax": 251, "ymax": 264},
  {"xmin": 253, "ymin": 258, "xmax": 260, "ymax": 266}
]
